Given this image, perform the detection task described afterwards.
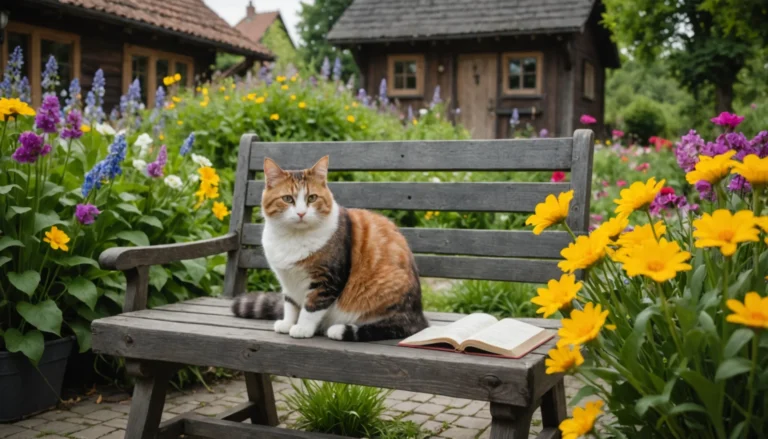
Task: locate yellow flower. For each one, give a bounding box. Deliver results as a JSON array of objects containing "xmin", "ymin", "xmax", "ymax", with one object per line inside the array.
[
  {"xmin": 212, "ymin": 202, "xmax": 230, "ymax": 221},
  {"xmin": 545, "ymin": 345, "xmax": 584, "ymax": 375},
  {"xmin": 621, "ymin": 238, "xmax": 692, "ymax": 282},
  {"xmin": 195, "ymin": 181, "xmax": 220, "ymax": 208},
  {"xmin": 174, "ymin": 73, "xmax": 181, "ymax": 81},
  {"xmin": 281, "ymin": 84, "xmax": 289, "ymax": 91},
  {"xmin": 606, "ymin": 140, "xmax": 612, "ymax": 146},
  {"xmin": 255, "ymin": 96, "xmax": 265, "ymax": 104},
  {"xmin": 731, "ymin": 154, "xmax": 768, "ymax": 186},
  {"xmin": 218, "ymin": 86, "xmax": 226, "ymax": 92},
  {"xmin": 298, "ymin": 102, "xmax": 307, "ymax": 109},
  {"xmin": 199, "ymin": 100, "xmax": 209, "ymax": 107},
  {"xmin": 177, "ymin": 120, "xmax": 183, "ymax": 126},
  {"xmin": 224, "ymin": 95, "xmax": 230, "ymax": 101},
  {"xmin": 613, "ymin": 177, "xmax": 665, "ymax": 218},
  {"xmin": 81, "ymin": 124, "xmax": 91, "ymax": 133},
  {"xmin": 557, "ymin": 303, "xmax": 610, "ymax": 348},
  {"xmin": 727, "ymin": 292, "xmax": 768, "ymax": 329},
  {"xmin": 559, "ymin": 401, "xmax": 603, "ymax": 439},
  {"xmin": 592, "ymin": 216, "xmax": 628, "ymax": 241},
  {"xmin": 159, "ymin": 134, "xmax": 165, "ymax": 141},
  {"xmin": 196, "ymin": 86, "xmax": 202, "ymax": 92},
  {"xmin": 166, "ymin": 102, "xmax": 176, "ymax": 110},
  {"xmin": 347, "ymin": 115, "xmax": 356, "ymax": 123},
  {"xmin": 43, "ymin": 226, "xmax": 70, "ymax": 252},
  {"xmin": 352, "ymin": 102, "xmax": 358, "ymax": 108},
  {"xmin": 425, "ymin": 211, "xmax": 434, "ymax": 220},
  {"xmin": 345, "ymin": 105, "xmax": 350, "ymax": 110},
  {"xmin": 525, "ymin": 190, "xmax": 573, "ymax": 235},
  {"xmin": 559, "ymin": 233, "xmax": 609, "ymax": 273},
  {"xmin": 270, "ymin": 113, "xmax": 280, "ymax": 121},
  {"xmin": 685, "ymin": 150, "xmax": 737, "ymax": 185},
  {"xmin": 290, "ymin": 94, "xmax": 297, "ymax": 101},
  {"xmin": 276, "ymin": 75, "xmax": 286, "ymax": 83},
  {"xmin": 615, "ymin": 221, "xmax": 666, "ymax": 249},
  {"xmin": 231, "ymin": 83, "xmax": 236, "ymax": 89},
  {"xmin": 412, "ymin": 119, "xmax": 419, "ymax": 125},
  {"xmin": 291, "ymin": 75, "xmax": 298, "ymax": 82},
  {"xmin": 532, "ymin": 274, "xmax": 582, "ymax": 318},
  {"xmin": 693, "ymin": 209, "xmax": 759, "ymax": 257},
  {"xmin": 0, "ymin": 98, "xmax": 36, "ymax": 120},
  {"xmin": 163, "ymin": 76, "xmax": 174, "ymax": 86},
  {"xmin": 202, "ymin": 87, "xmax": 209, "ymax": 96},
  {"xmin": 198, "ymin": 167, "xmax": 220, "ymax": 185}
]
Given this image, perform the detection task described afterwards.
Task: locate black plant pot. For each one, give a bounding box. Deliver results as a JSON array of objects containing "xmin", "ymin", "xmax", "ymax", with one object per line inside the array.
[{"xmin": 0, "ymin": 336, "xmax": 74, "ymax": 422}]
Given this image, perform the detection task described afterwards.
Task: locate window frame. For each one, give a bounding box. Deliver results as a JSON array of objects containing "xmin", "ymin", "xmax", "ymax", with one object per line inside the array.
[
  {"xmin": 122, "ymin": 44, "xmax": 194, "ymax": 109},
  {"xmin": 502, "ymin": 51, "xmax": 543, "ymax": 96},
  {"xmin": 1, "ymin": 22, "xmax": 81, "ymax": 106},
  {"xmin": 387, "ymin": 54, "xmax": 425, "ymax": 97},
  {"xmin": 583, "ymin": 60, "xmax": 596, "ymax": 101}
]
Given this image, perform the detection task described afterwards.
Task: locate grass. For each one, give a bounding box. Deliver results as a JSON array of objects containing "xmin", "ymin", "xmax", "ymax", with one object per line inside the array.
[{"xmin": 423, "ymin": 280, "xmax": 541, "ymax": 319}]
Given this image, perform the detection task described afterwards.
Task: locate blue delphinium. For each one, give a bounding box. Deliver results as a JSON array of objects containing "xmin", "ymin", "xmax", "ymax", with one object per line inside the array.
[
  {"xmin": 18, "ymin": 77, "xmax": 31, "ymax": 103},
  {"xmin": 82, "ymin": 161, "xmax": 107, "ymax": 197},
  {"xmin": 85, "ymin": 69, "xmax": 106, "ymax": 124},
  {"xmin": 117, "ymin": 79, "xmax": 142, "ymax": 128},
  {"xmin": 510, "ymin": 108, "xmax": 520, "ymax": 127},
  {"xmin": 357, "ymin": 88, "xmax": 369, "ymax": 106},
  {"xmin": 83, "ymin": 133, "xmax": 129, "ymax": 196},
  {"xmin": 151, "ymin": 86, "xmax": 166, "ymax": 135},
  {"xmin": 332, "ymin": 57, "xmax": 342, "ymax": 81},
  {"xmin": 320, "ymin": 57, "xmax": 330, "ymax": 80},
  {"xmin": 407, "ymin": 105, "xmax": 415, "ymax": 122},
  {"xmin": 64, "ymin": 78, "xmax": 81, "ymax": 112},
  {"xmin": 379, "ymin": 79, "xmax": 388, "ymax": 106},
  {"xmin": 0, "ymin": 78, "xmax": 10, "ymax": 98},
  {"xmin": 41, "ymin": 55, "xmax": 60, "ymax": 96},
  {"xmin": 2, "ymin": 46, "xmax": 25, "ymax": 98},
  {"xmin": 180, "ymin": 133, "xmax": 195, "ymax": 156},
  {"xmin": 430, "ymin": 85, "xmax": 442, "ymax": 108}
]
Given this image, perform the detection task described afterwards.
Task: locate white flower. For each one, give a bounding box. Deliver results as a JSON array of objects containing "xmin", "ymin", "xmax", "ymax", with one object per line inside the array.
[
  {"xmin": 189, "ymin": 174, "xmax": 200, "ymax": 183},
  {"xmin": 419, "ymin": 108, "xmax": 428, "ymax": 116},
  {"xmin": 164, "ymin": 175, "xmax": 183, "ymax": 189},
  {"xmin": 191, "ymin": 153, "xmax": 212, "ymax": 167},
  {"xmin": 430, "ymin": 176, "xmax": 441, "ymax": 183},
  {"xmin": 95, "ymin": 123, "xmax": 116, "ymax": 136},
  {"xmin": 134, "ymin": 133, "xmax": 153, "ymax": 157},
  {"xmin": 132, "ymin": 159, "xmax": 147, "ymax": 172}
]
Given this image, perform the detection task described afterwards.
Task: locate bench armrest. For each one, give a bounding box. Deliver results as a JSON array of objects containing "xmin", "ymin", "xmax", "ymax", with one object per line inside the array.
[{"xmin": 99, "ymin": 233, "xmax": 240, "ymax": 271}]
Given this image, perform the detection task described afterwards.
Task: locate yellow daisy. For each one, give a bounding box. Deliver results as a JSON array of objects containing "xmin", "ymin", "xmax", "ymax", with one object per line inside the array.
[
  {"xmin": 545, "ymin": 345, "xmax": 584, "ymax": 375},
  {"xmin": 558, "ymin": 233, "xmax": 609, "ymax": 273},
  {"xmin": 559, "ymin": 401, "xmax": 604, "ymax": 439},
  {"xmin": 613, "ymin": 177, "xmax": 665, "ymax": 218},
  {"xmin": 212, "ymin": 202, "xmax": 230, "ymax": 221},
  {"xmin": 532, "ymin": 274, "xmax": 582, "ymax": 318},
  {"xmin": 270, "ymin": 113, "xmax": 280, "ymax": 121},
  {"xmin": 43, "ymin": 226, "xmax": 70, "ymax": 252},
  {"xmin": 685, "ymin": 150, "xmax": 737, "ymax": 185},
  {"xmin": 693, "ymin": 210, "xmax": 759, "ymax": 257},
  {"xmin": 727, "ymin": 292, "xmax": 768, "ymax": 329},
  {"xmin": 730, "ymin": 154, "xmax": 768, "ymax": 186},
  {"xmin": 525, "ymin": 190, "xmax": 573, "ymax": 235},
  {"xmin": 592, "ymin": 216, "xmax": 629, "ymax": 241},
  {"xmin": 557, "ymin": 303, "xmax": 610, "ymax": 348},
  {"xmin": 621, "ymin": 238, "xmax": 692, "ymax": 282}
]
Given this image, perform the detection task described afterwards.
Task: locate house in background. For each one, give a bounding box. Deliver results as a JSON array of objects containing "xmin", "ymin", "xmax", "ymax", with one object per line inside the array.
[
  {"xmin": 0, "ymin": 0, "xmax": 272, "ymax": 110},
  {"xmin": 234, "ymin": 1, "xmax": 298, "ymax": 71},
  {"xmin": 328, "ymin": 0, "xmax": 620, "ymax": 138}
]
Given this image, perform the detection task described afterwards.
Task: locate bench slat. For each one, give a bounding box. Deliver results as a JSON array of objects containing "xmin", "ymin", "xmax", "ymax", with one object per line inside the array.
[
  {"xmin": 248, "ymin": 139, "xmax": 574, "ymax": 172},
  {"xmin": 245, "ymin": 181, "xmax": 570, "ymax": 212},
  {"xmin": 241, "ymin": 224, "xmax": 569, "ymax": 259},
  {"xmin": 92, "ymin": 315, "xmax": 541, "ymax": 406}
]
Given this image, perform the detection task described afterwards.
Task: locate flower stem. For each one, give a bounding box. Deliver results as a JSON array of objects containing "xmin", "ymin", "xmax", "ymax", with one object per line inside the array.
[
  {"xmin": 0, "ymin": 120, "xmax": 8, "ymax": 158},
  {"xmin": 742, "ymin": 335, "xmax": 759, "ymax": 439},
  {"xmin": 645, "ymin": 210, "xmax": 659, "ymax": 241},
  {"xmin": 57, "ymin": 139, "xmax": 74, "ymax": 186},
  {"xmin": 563, "ymin": 222, "xmax": 578, "ymax": 242}
]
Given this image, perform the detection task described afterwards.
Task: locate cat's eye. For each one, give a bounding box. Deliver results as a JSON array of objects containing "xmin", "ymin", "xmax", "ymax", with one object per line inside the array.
[
  {"xmin": 307, "ymin": 194, "xmax": 318, "ymax": 203},
  {"xmin": 281, "ymin": 195, "xmax": 294, "ymax": 204}
]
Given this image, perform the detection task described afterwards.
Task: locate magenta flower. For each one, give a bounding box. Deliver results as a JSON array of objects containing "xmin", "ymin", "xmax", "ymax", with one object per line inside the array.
[
  {"xmin": 35, "ymin": 94, "xmax": 61, "ymax": 133},
  {"xmin": 12, "ymin": 132, "xmax": 52, "ymax": 164},
  {"xmin": 616, "ymin": 180, "xmax": 627, "ymax": 187},
  {"xmin": 146, "ymin": 145, "xmax": 167, "ymax": 178},
  {"xmin": 75, "ymin": 203, "xmax": 101, "ymax": 225},
  {"xmin": 694, "ymin": 180, "xmax": 716, "ymax": 202},
  {"xmin": 580, "ymin": 114, "xmax": 597, "ymax": 125},
  {"xmin": 61, "ymin": 109, "xmax": 83, "ymax": 140},
  {"xmin": 551, "ymin": 171, "xmax": 566, "ymax": 182},
  {"xmin": 611, "ymin": 130, "xmax": 624, "ymax": 139},
  {"xmin": 710, "ymin": 112, "xmax": 744, "ymax": 130}
]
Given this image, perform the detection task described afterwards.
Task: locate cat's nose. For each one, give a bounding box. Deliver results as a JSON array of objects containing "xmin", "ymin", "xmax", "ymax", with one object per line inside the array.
[{"xmin": 297, "ymin": 212, "xmax": 306, "ymax": 219}]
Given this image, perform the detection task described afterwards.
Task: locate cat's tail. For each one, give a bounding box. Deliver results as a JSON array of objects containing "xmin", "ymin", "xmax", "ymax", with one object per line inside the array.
[
  {"xmin": 328, "ymin": 314, "xmax": 429, "ymax": 342},
  {"xmin": 231, "ymin": 293, "xmax": 284, "ymax": 320}
]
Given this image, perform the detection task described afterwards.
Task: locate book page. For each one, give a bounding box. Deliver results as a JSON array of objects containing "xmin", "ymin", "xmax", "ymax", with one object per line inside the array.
[
  {"xmin": 461, "ymin": 319, "xmax": 545, "ymax": 353},
  {"xmin": 400, "ymin": 313, "xmax": 498, "ymax": 346}
]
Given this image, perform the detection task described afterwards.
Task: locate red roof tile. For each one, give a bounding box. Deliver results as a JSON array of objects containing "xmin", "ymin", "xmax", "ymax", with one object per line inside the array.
[
  {"xmin": 235, "ymin": 11, "xmax": 280, "ymax": 44},
  {"xmin": 53, "ymin": 0, "xmax": 272, "ymax": 57}
]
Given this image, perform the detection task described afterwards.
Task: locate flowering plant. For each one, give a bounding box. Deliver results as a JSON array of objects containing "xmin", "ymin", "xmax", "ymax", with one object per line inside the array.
[{"xmin": 526, "ymin": 118, "xmax": 767, "ymax": 437}]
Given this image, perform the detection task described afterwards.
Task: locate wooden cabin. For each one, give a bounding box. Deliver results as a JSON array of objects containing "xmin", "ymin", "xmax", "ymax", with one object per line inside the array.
[
  {"xmin": 0, "ymin": 0, "xmax": 272, "ymax": 111},
  {"xmin": 328, "ymin": 0, "xmax": 620, "ymax": 138}
]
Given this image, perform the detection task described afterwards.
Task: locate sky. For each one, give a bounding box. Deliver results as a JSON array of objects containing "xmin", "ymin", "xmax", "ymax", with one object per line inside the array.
[{"xmin": 205, "ymin": 0, "xmax": 310, "ymax": 46}]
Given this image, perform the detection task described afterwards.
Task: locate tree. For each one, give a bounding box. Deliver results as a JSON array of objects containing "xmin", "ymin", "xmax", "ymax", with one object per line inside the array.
[
  {"xmin": 262, "ymin": 20, "xmax": 302, "ymax": 71},
  {"xmin": 602, "ymin": 0, "xmax": 768, "ymax": 112},
  {"xmin": 296, "ymin": 0, "xmax": 359, "ymax": 80}
]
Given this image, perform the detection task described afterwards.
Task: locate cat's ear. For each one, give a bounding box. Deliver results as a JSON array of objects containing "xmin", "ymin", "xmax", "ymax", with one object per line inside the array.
[
  {"xmin": 264, "ymin": 158, "xmax": 285, "ymax": 187},
  {"xmin": 309, "ymin": 155, "xmax": 329, "ymax": 180}
]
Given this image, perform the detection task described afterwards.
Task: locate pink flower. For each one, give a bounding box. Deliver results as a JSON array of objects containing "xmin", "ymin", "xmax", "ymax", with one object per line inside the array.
[
  {"xmin": 146, "ymin": 145, "xmax": 167, "ymax": 178},
  {"xmin": 580, "ymin": 114, "xmax": 597, "ymax": 125},
  {"xmin": 601, "ymin": 180, "xmax": 609, "ymax": 187},
  {"xmin": 710, "ymin": 112, "xmax": 745, "ymax": 130},
  {"xmin": 635, "ymin": 163, "xmax": 650, "ymax": 172},
  {"xmin": 751, "ymin": 103, "xmax": 758, "ymax": 110},
  {"xmin": 612, "ymin": 129, "xmax": 624, "ymax": 139},
  {"xmin": 551, "ymin": 171, "xmax": 566, "ymax": 182},
  {"xmin": 616, "ymin": 180, "xmax": 627, "ymax": 187}
]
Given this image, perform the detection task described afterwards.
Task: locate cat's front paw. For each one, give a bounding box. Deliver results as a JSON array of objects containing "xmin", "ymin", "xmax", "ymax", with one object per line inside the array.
[
  {"xmin": 289, "ymin": 324, "xmax": 316, "ymax": 339},
  {"xmin": 274, "ymin": 319, "xmax": 293, "ymax": 334}
]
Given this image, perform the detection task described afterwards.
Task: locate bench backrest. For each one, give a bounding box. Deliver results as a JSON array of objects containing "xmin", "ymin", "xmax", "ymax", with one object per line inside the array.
[{"xmin": 223, "ymin": 130, "xmax": 595, "ymax": 297}]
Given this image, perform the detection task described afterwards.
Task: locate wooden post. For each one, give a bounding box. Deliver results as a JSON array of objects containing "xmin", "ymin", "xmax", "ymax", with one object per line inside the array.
[
  {"xmin": 489, "ymin": 402, "xmax": 538, "ymax": 439},
  {"xmin": 567, "ymin": 129, "xmax": 594, "ymax": 234},
  {"xmin": 124, "ymin": 266, "xmax": 150, "ymax": 312},
  {"xmin": 244, "ymin": 373, "xmax": 279, "ymax": 426},
  {"xmin": 124, "ymin": 363, "xmax": 172, "ymax": 439},
  {"xmin": 540, "ymin": 381, "xmax": 567, "ymax": 438}
]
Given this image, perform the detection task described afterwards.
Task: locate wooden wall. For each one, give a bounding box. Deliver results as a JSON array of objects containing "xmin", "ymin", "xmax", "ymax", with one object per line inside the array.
[{"xmin": 571, "ymin": 21, "xmax": 606, "ymax": 138}]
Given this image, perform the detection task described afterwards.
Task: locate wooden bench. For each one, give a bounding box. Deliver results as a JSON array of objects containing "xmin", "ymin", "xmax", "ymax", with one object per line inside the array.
[{"xmin": 91, "ymin": 130, "xmax": 594, "ymax": 439}]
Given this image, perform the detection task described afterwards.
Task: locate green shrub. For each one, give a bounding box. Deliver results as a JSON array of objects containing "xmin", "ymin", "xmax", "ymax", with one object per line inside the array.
[
  {"xmin": 285, "ymin": 380, "xmax": 423, "ymax": 438},
  {"xmin": 424, "ymin": 281, "xmax": 540, "ymax": 318},
  {"xmin": 621, "ymin": 96, "xmax": 668, "ymax": 144}
]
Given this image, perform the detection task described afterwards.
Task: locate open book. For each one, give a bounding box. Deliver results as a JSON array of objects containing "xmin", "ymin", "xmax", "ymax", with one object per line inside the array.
[{"xmin": 398, "ymin": 313, "xmax": 555, "ymax": 359}]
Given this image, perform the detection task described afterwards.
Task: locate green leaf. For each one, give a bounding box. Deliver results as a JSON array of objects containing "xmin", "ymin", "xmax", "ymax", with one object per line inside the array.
[
  {"xmin": 65, "ymin": 277, "xmax": 99, "ymax": 311},
  {"xmin": 635, "ymin": 378, "xmax": 676, "ymax": 416},
  {"xmin": 119, "ymin": 192, "xmax": 140, "ymax": 202},
  {"xmin": 139, "ymin": 215, "xmax": 163, "ymax": 229},
  {"xmin": 3, "ymin": 329, "xmax": 44, "ymax": 365},
  {"xmin": 69, "ymin": 321, "xmax": 92, "ymax": 353},
  {"xmin": 620, "ymin": 305, "xmax": 659, "ymax": 365},
  {"xmin": 16, "ymin": 300, "xmax": 63, "ymax": 336},
  {"xmin": 33, "ymin": 212, "xmax": 65, "ymax": 234},
  {"xmin": 568, "ymin": 385, "xmax": 601, "ymax": 407},
  {"xmin": 116, "ymin": 203, "xmax": 142, "ymax": 215},
  {"xmin": 8, "ymin": 270, "xmax": 41, "ymax": 297},
  {"xmin": 5, "ymin": 205, "xmax": 32, "ymax": 220},
  {"xmin": 41, "ymin": 181, "xmax": 64, "ymax": 198},
  {"xmin": 116, "ymin": 230, "xmax": 149, "ymax": 247},
  {"xmin": 104, "ymin": 290, "xmax": 125, "ymax": 308},
  {"xmin": 728, "ymin": 422, "xmax": 746, "ymax": 439},
  {"xmin": 680, "ymin": 370, "xmax": 725, "ymax": 437},
  {"xmin": 724, "ymin": 329, "xmax": 753, "ymax": 359},
  {"xmin": 181, "ymin": 259, "xmax": 207, "ymax": 284},
  {"xmin": 0, "ymin": 184, "xmax": 22, "ymax": 194},
  {"xmin": 669, "ymin": 403, "xmax": 707, "ymax": 415},
  {"xmin": 0, "ymin": 236, "xmax": 24, "ymax": 252},
  {"xmin": 688, "ymin": 264, "xmax": 707, "ymax": 301},
  {"xmin": 149, "ymin": 265, "xmax": 169, "ymax": 291},
  {"xmin": 0, "ymin": 256, "xmax": 12, "ymax": 268},
  {"xmin": 729, "ymin": 269, "xmax": 753, "ymax": 298},
  {"xmin": 715, "ymin": 358, "xmax": 753, "ymax": 381},
  {"xmin": 7, "ymin": 169, "xmax": 28, "ymax": 182},
  {"xmin": 57, "ymin": 255, "xmax": 100, "ymax": 269}
]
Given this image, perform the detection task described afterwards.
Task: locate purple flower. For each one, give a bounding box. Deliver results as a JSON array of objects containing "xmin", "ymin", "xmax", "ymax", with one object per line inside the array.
[
  {"xmin": 18, "ymin": 77, "xmax": 31, "ymax": 103},
  {"xmin": 85, "ymin": 69, "xmax": 106, "ymax": 124},
  {"xmin": 701, "ymin": 138, "xmax": 729, "ymax": 157},
  {"xmin": 146, "ymin": 145, "xmax": 167, "ymax": 178},
  {"xmin": 2, "ymin": 46, "xmax": 24, "ymax": 99},
  {"xmin": 724, "ymin": 132, "xmax": 754, "ymax": 160},
  {"xmin": 357, "ymin": 88, "xmax": 369, "ymax": 106},
  {"xmin": 694, "ymin": 180, "xmax": 716, "ymax": 202},
  {"xmin": 320, "ymin": 57, "xmax": 331, "ymax": 80},
  {"xmin": 539, "ymin": 128, "xmax": 549, "ymax": 138},
  {"xmin": 510, "ymin": 108, "xmax": 520, "ymax": 126},
  {"xmin": 430, "ymin": 85, "xmax": 442, "ymax": 108},
  {"xmin": 180, "ymin": 133, "xmax": 195, "ymax": 156},
  {"xmin": 711, "ymin": 112, "xmax": 744, "ymax": 130},
  {"xmin": 750, "ymin": 131, "xmax": 768, "ymax": 157},
  {"xmin": 12, "ymin": 132, "xmax": 51, "ymax": 164},
  {"xmin": 75, "ymin": 204, "xmax": 101, "ymax": 225},
  {"xmin": 35, "ymin": 94, "xmax": 61, "ymax": 133},
  {"xmin": 61, "ymin": 110, "xmax": 83, "ymax": 139},
  {"xmin": 675, "ymin": 130, "xmax": 704, "ymax": 172},
  {"xmin": 64, "ymin": 78, "xmax": 81, "ymax": 112},
  {"xmin": 378, "ymin": 79, "xmax": 388, "ymax": 106},
  {"xmin": 41, "ymin": 55, "xmax": 59, "ymax": 96},
  {"xmin": 728, "ymin": 175, "xmax": 751, "ymax": 193},
  {"xmin": 407, "ymin": 105, "xmax": 414, "ymax": 122},
  {"xmin": 332, "ymin": 57, "xmax": 342, "ymax": 81},
  {"xmin": 650, "ymin": 188, "xmax": 688, "ymax": 216}
]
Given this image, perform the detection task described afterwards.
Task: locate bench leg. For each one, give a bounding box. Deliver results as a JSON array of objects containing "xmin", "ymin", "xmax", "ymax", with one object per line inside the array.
[
  {"xmin": 244, "ymin": 373, "xmax": 279, "ymax": 426},
  {"xmin": 540, "ymin": 380, "xmax": 567, "ymax": 438},
  {"xmin": 125, "ymin": 363, "xmax": 172, "ymax": 439},
  {"xmin": 489, "ymin": 402, "xmax": 537, "ymax": 439}
]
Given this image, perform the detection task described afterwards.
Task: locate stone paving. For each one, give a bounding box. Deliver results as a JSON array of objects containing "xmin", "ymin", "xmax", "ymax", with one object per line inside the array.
[{"xmin": 0, "ymin": 375, "xmax": 586, "ymax": 439}]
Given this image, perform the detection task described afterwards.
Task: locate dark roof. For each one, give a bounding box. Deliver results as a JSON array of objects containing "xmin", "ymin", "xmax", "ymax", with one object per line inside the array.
[
  {"xmin": 328, "ymin": 0, "xmax": 599, "ymax": 43},
  {"xmin": 236, "ymin": 11, "xmax": 287, "ymax": 45},
  {"xmin": 31, "ymin": 0, "xmax": 272, "ymax": 58}
]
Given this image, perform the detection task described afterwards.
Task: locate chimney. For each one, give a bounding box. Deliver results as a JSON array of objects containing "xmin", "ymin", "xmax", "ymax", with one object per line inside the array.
[{"xmin": 246, "ymin": 1, "xmax": 256, "ymax": 18}]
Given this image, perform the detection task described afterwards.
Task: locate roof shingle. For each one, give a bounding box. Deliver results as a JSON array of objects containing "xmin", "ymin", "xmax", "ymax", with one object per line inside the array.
[{"xmin": 328, "ymin": 0, "xmax": 597, "ymax": 43}]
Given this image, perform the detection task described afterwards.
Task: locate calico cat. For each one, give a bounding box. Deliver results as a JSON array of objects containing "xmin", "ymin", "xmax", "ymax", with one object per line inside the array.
[{"xmin": 231, "ymin": 156, "xmax": 428, "ymax": 342}]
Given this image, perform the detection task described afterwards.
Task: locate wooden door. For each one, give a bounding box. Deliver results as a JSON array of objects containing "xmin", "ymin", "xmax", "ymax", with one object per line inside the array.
[{"xmin": 457, "ymin": 54, "xmax": 498, "ymax": 139}]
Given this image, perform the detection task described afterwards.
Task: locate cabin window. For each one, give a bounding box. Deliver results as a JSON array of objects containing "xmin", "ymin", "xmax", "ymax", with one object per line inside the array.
[
  {"xmin": 387, "ymin": 54, "xmax": 424, "ymax": 97},
  {"xmin": 503, "ymin": 52, "xmax": 543, "ymax": 95},
  {"xmin": 123, "ymin": 44, "xmax": 194, "ymax": 108},
  {"xmin": 1, "ymin": 23, "xmax": 81, "ymax": 105},
  {"xmin": 583, "ymin": 61, "xmax": 596, "ymax": 100}
]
